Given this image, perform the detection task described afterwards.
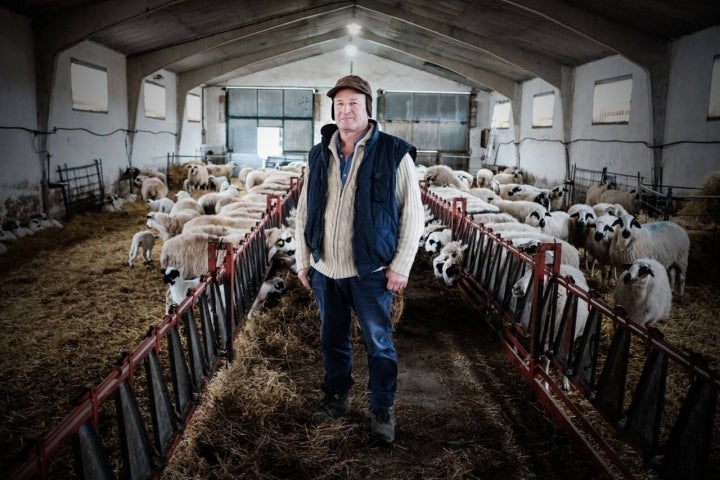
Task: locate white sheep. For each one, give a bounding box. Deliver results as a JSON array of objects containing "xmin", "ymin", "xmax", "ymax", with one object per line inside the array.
[
  {"xmin": 491, "ymin": 197, "xmax": 549, "ymax": 224},
  {"xmin": 147, "ymin": 212, "xmax": 191, "ymax": 241},
  {"xmin": 162, "ymin": 266, "xmax": 201, "ymax": 313},
  {"xmin": 585, "ymin": 182, "xmax": 613, "ymax": 206},
  {"xmin": 182, "ymin": 214, "xmax": 256, "ymax": 236},
  {"xmin": 567, "ymin": 203, "xmax": 597, "ymax": 251},
  {"xmin": 419, "ymin": 221, "xmax": 447, "ymax": 247},
  {"xmin": 160, "ymin": 232, "xmax": 241, "ymax": 280},
  {"xmin": 592, "ymin": 202, "xmax": 628, "ymax": 218},
  {"xmin": 207, "ymin": 175, "xmax": 229, "ymax": 191},
  {"xmin": 512, "ymin": 262, "xmax": 589, "ymax": 390},
  {"xmin": 34, "ymin": 213, "xmax": 63, "ymax": 230},
  {"xmin": 128, "ymin": 230, "xmax": 157, "ymax": 268},
  {"xmin": 584, "ymin": 213, "xmax": 618, "ymax": 286},
  {"xmin": 598, "ymin": 188, "xmax": 640, "ymax": 214},
  {"xmin": 491, "ymin": 170, "xmax": 524, "ymax": 188},
  {"xmin": 0, "ymin": 228, "xmax": 17, "ymax": 242},
  {"xmin": 248, "ymin": 276, "xmax": 287, "ymax": 318},
  {"xmin": 499, "ymin": 231, "xmax": 580, "ymax": 269},
  {"xmin": 432, "ymin": 241, "xmax": 468, "ymax": 286},
  {"xmin": 475, "ymin": 168, "xmax": 494, "ymax": 189},
  {"xmin": 197, "ymin": 185, "xmax": 242, "ymax": 214},
  {"xmin": 187, "ymin": 164, "xmax": 210, "ymax": 192},
  {"xmin": 425, "ymin": 165, "xmax": 468, "ymax": 190},
  {"xmin": 170, "ymin": 193, "xmax": 205, "ymax": 218},
  {"xmin": 467, "ymin": 187, "xmax": 498, "ymax": 203},
  {"xmin": 123, "ymin": 167, "xmax": 167, "ymax": 185},
  {"xmin": 147, "ymin": 197, "xmax": 175, "ymax": 213},
  {"xmin": 137, "ymin": 176, "xmax": 169, "ymax": 202},
  {"xmin": 455, "ymin": 169, "xmax": 474, "ymax": 189},
  {"xmin": 549, "ymin": 185, "xmax": 569, "ymax": 211},
  {"xmin": 613, "ymin": 258, "xmax": 672, "ymax": 327},
  {"xmin": 205, "ymin": 162, "xmax": 235, "ymax": 179},
  {"xmin": 609, "ymin": 214, "xmax": 689, "ymax": 296},
  {"xmin": 265, "ymin": 227, "xmax": 297, "ymax": 272},
  {"xmin": 424, "ymin": 228, "xmax": 452, "ymax": 254},
  {"xmin": 471, "ymin": 212, "xmax": 518, "ymax": 226},
  {"xmin": 5, "ymin": 220, "xmax": 33, "ymax": 238},
  {"xmin": 524, "ymin": 210, "xmax": 572, "ymax": 242}
]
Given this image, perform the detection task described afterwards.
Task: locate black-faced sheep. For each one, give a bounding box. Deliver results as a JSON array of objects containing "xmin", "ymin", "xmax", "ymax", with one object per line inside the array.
[
  {"xmin": 0, "ymin": 242, "xmax": 7, "ymax": 255},
  {"xmin": 491, "ymin": 197, "xmax": 549, "ymax": 224},
  {"xmin": 265, "ymin": 227, "xmax": 297, "ymax": 272},
  {"xmin": 162, "ymin": 266, "xmax": 200, "ymax": 313},
  {"xmin": 248, "ymin": 276, "xmax": 287, "ymax": 318},
  {"xmin": 128, "ymin": 230, "xmax": 157, "ymax": 268},
  {"xmin": 609, "ymin": 214, "xmax": 689, "ymax": 296},
  {"xmin": 613, "ymin": 258, "xmax": 672, "ymax": 326},
  {"xmin": 567, "ymin": 203, "xmax": 597, "ymax": 251},
  {"xmin": 432, "ymin": 240, "xmax": 468, "ymax": 286},
  {"xmin": 524, "ymin": 210, "xmax": 572, "ymax": 242},
  {"xmin": 584, "ymin": 213, "xmax": 618, "ymax": 286},
  {"xmin": 424, "ymin": 228, "xmax": 452, "ymax": 254}
]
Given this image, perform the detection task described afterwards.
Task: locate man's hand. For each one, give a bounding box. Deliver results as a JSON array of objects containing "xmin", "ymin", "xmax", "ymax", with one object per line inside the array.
[
  {"xmin": 386, "ymin": 269, "xmax": 408, "ymax": 293},
  {"xmin": 298, "ymin": 268, "xmax": 311, "ymax": 291}
]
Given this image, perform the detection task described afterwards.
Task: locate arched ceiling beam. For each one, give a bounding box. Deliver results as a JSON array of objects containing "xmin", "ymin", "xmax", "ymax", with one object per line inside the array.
[
  {"xmin": 500, "ymin": 0, "xmax": 669, "ymax": 186},
  {"xmin": 360, "ymin": 31, "xmax": 518, "ymax": 99},
  {"xmin": 357, "ymin": 0, "xmax": 563, "ymax": 87},
  {"xmin": 127, "ymin": 3, "xmax": 351, "ymax": 133}
]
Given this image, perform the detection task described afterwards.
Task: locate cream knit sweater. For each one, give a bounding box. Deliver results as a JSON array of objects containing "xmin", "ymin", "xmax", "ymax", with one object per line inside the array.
[{"xmin": 295, "ymin": 124, "xmax": 425, "ymax": 279}]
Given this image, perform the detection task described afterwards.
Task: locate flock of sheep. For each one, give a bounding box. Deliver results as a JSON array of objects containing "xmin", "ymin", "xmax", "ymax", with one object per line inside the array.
[
  {"xmin": 0, "ymin": 214, "xmax": 64, "ymax": 255},
  {"xmin": 123, "ymin": 160, "xmax": 303, "ymax": 316},
  {"xmin": 418, "ymin": 163, "xmax": 690, "ymax": 329}
]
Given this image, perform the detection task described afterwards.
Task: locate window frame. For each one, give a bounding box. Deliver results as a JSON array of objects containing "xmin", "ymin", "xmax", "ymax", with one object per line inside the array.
[
  {"xmin": 186, "ymin": 93, "xmax": 201, "ymax": 123},
  {"xmin": 70, "ymin": 59, "xmax": 109, "ymax": 113},
  {"xmin": 592, "ymin": 74, "xmax": 632, "ymax": 125},
  {"xmin": 491, "ymin": 101, "xmax": 511, "ymax": 130},
  {"xmin": 532, "ymin": 91, "xmax": 555, "ymax": 128},
  {"xmin": 144, "ymin": 81, "xmax": 167, "ymax": 120}
]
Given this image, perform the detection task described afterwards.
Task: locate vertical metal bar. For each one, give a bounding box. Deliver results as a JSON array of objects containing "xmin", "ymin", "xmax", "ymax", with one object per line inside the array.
[
  {"xmin": 72, "ymin": 421, "xmax": 114, "ymax": 480},
  {"xmin": 143, "ymin": 349, "xmax": 179, "ymax": 455},
  {"xmin": 167, "ymin": 324, "xmax": 193, "ymax": 419},
  {"xmin": 593, "ymin": 326, "xmax": 631, "ymax": 423},
  {"xmin": 569, "ymin": 307, "xmax": 602, "ymax": 391},
  {"xmin": 114, "ymin": 380, "xmax": 159, "ymax": 480},
  {"xmin": 183, "ymin": 310, "xmax": 208, "ymax": 389}
]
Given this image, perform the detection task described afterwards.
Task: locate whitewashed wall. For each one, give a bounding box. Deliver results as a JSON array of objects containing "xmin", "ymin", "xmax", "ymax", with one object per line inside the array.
[
  {"xmin": 130, "ymin": 69, "xmax": 177, "ymax": 170},
  {"xmin": 178, "ymin": 87, "xmax": 203, "ymax": 157},
  {"xmin": 663, "ymin": 25, "xmax": 720, "ymax": 189},
  {"xmin": 0, "ymin": 9, "xmax": 41, "ymax": 219},
  {"xmin": 569, "ymin": 55, "xmax": 653, "ymax": 182}
]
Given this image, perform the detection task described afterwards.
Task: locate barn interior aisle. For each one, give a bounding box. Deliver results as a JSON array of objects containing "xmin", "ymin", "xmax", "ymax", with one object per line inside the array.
[{"xmin": 161, "ymin": 256, "xmax": 598, "ymax": 479}]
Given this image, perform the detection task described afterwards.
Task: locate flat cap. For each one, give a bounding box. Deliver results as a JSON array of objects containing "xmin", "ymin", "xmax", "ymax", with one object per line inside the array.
[{"xmin": 327, "ymin": 75, "xmax": 372, "ymax": 98}]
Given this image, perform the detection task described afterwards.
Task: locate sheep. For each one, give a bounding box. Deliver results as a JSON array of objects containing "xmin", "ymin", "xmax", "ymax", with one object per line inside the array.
[
  {"xmin": 128, "ymin": 230, "xmax": 157, "ymax": 268},
  {"xmin": 613, "ymin": 258, "xmax": 672, "ymax": 327},
  {"xmin": 425, "ymin": 165, "xmax": 468, "ymax": 190},
  {"xmin": 512, "ymin": 262, "xmax": 589, "ymax": 390},
  {"xmin": 507, "ymin": 186, "xmax": 551, "ymax": 211},
  {"xmin": 524, "ymin": 210, "xmax": 572, "ymax": 242},
  {"xmin": 34, "ymin": 213, "xmax": 63, "ymax": 230},
  {"xmin": 122, "ymin": 167, "xmax": 167, "ymax": 185},
  {"xmin": 455, "ymin": 169, "xmax": 475, "ymax": 189},
  {"xmin": 492, "ymin": 170, "xmax": 524, "ymax": 188},
  {"xmin": 0, "ymin": 228, "xmax": 17, "ymax": 242},
  {"xmin": 598, "ymin": 188, "xmax": 640, "ymax": 214},
  {"xmin": 147, "ymin": 197, "xmax": 175, "ymax": 213},
  {"xmin": 475, "ymin": 168, "xmax": 494, "ymax": 189},
  {"xmin": 567, "ymin": 203, "xmax": 597, "ymax": 250},
  {"xmin": 504, "ymin": 166, "xmax": 535, "ymax": 185},
  {"xmin": 5, "ymin": 220, "xmax": 33, "ymax": 238},
  {"xmin": 471, "ymin": 212, "xmax": 518, "ymax": 226},
  {"xmin": 147, "ymin": 212, "xmax": 191, "ymax": 241},
  {"xmin": 609, "ymin": 214, "xmax": 690, "ymax": 296},
  {"xmin": 237, "ymin": 166, "xmax": 255, "ymax": 185},
  {"xmin": 425, "ymin": 228, "xmax": 452, "ymax": 254},
  {"xmin": 585, "ymin": 182, "xmax": 613, "ymax": 205},
  {"xmin": 137, "ymin": 176, "xmax": 169, "ymax": 202},
  {"xmin": 182, "ymin": 214, "xmax": 256, "ymax": 236},
  {"xmin": 432, "ymin": 241, "xmax": 468, "ymax": 286},
  {"xmin": 549, "ymin": 185, "xmax": 570, "ymax": 211},
  {"xmin": 419, "ymin": 220, "xmax": 447, "ymax": 247},
  {"xmin": 170, "ymin": 193, "xmax": 205, "ymax": 217},
  {"xmin": 499, "ymin": 231, "xmax": 580, "ymax": 269},
  {"xmin": 187, "ymin": 163, "xmax": 210, "ymax": 192},
  {"xmin": 265, "ymin": 227, "xmax": 297, "ymax": 272},
  {"xmin": 160, "ymin": 232, "xmax": 241, "ymax": 280},
  {"xmin": 592, "ymin": 202, "xmax": 628, "ymax": 218},
  {"xmin": 248, "ymin": 276, "xmax": 287, "ymax": 318},
  {"xmin": 491, "ymin": 197, "xmax": 549, "ymax": 224},
  {"xmin": 205, "ymin": 162, "xmax": 235, "ymax": 180},
  {"xmin": 467, "ymin": 187, "xmax": 497, "ymax": 203},
  {"xmin": 162, "ymin": 266, "xmax": 200, "ymax": 313},
  {"xmin": 208, "ymin": 175, "xmax": 229, "ymax": 191},
  {"xmin": 584, "ymin": 213, "xmax": 619, "ymax": 286},
  {"xmin": 197, "ymin": 185, "xmax": 242, "ymax": 214}
]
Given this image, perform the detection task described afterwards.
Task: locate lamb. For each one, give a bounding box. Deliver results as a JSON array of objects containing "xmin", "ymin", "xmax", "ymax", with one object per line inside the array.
[
  {"xmin": 147, "ymin": 197, "xmax": 175, "ymax": 213},
  {"xmin": 34, "ymin": 213, "xmax": 63, "ymax": 230},
  {"xmin": 419, "ymin": 221, "xmax": 447, "ymax": 247},
  {"xmin": 598, "ymin": 188, "xmax": 640, "ymax": 214},
  {"xmin": 524, "ymin": 210, "xmax": 572, "ymax": 242},
  {"xmin": 208, "ymin": 175, "xmax": 229, "ymax": 191},
  {"xmin": 512, "ymin": 262, "xmax": 590, "ymax": 390},
  {"xmin": 424, "ymin": 228, "xmax": 452, "ymax": 254},
  {"xmin": 425, "ymin": 165, "xmax": 468, "ymax": 190},
  {"xmin": 205, "ymin": 162, "xmax": 235, "ymax": 180},
  {"xmin": 491, "ymin": 197, "xmax": 549, "ymax": 224},
  {"xmin": 128, "ymin": 230, "xmax": 157, "ymax": 268},
  {"xmin": 613, "ymin": 258, "xmax": 672, "ymax": 327},
  {"xmin": 475, "ymin": 168, "xmax": 494, "ymax": 189},
  {"xmin": 137, "ymin": 176, "xmax": 169, "ymax": 202},
  {"xmin": 248, "ymin": 277, "xmax": 287, "ymax": 318},
  {"xmin": 197, "ymin": 185, "xmax": 242, "ymax": 214},
  {"xmin": 609, "ymin": 214, "xmax": 690, "ymax": 296},
  {"xmin": 187, "ymin": 163, "xmax": 210, "ymax": 192},
  {"xmin": 162, "ymin": 266, "xmax": 200, "ymax": 313},
  {"xmin": 170, "ymin": 193, "xmax": 205, "ymax": 217},
  {"xmin": 265, "ymin": 227, "xmax": 297, "ymax": 272}
]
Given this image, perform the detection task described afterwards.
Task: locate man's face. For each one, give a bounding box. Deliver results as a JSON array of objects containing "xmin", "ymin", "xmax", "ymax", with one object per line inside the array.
[{"xmin": 333, "ymin": 89, "xmax": 369, "ymax": 133}]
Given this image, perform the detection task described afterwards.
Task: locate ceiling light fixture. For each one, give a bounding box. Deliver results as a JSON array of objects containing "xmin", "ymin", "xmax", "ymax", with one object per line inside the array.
[{"xmin": 347, "ymin": 23, "xmax": 361, "ymax": 35}]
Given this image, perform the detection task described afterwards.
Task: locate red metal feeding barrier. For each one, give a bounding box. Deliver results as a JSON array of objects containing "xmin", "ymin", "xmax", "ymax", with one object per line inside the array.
[
  {"xmin": 422, "ymin": 186, "xmax": 719, "ymax": 480},
  {"xmin": 8, "ymin": 185, "xmax": 300, "ymax": 480}
]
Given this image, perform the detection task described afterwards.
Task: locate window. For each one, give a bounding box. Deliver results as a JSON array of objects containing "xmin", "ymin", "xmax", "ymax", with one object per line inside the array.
[
  {"xmin": 532, "ymin": 92, "xmax": 554, "ymax": 128},
  {"xmin": 592, "ymin": 75, "xmax": 632, "ymax": 125},
  {"xmin": 187, "ymin": 93, "xmax": 201, "ymax": 122},
  {"xmin": 144, "ymin": 81, "xmax": 166, "ymax": 119},
  {"xmin": 491, "ymin": 101, "xmax": 510, "ymax": 129},
  {"xmin": 708, "ymin": 55, "xmax": 720, "ymax": 120},
  {"xmin": 71, "ymin": 60, "xmax": 108, "ymax": 113}
]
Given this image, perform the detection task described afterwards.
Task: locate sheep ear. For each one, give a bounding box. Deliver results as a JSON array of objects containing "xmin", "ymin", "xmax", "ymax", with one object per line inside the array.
[
  {"xmin": 639, "ymin": 264, "xmax": 654, "ymax": 277},
  {"xmin": 631, "ymin": 217, "xmax": 642, "ymax": 228},
  {"xmin": 544, "ymin": 211, "xmax": 551, "ymax": 217},
  {"xmin": 569, "ymin": 212, "xmax": 579, "ymax": 218},
  {"xmin": 612, "ymin": 218, "xmax": 622, "ymax": 227}
]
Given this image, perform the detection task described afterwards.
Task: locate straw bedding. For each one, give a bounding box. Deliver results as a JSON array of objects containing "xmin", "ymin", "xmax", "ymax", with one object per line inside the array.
[{"xmin": 0, "ymin": 186, "xmax": 718, "ymax": 478}]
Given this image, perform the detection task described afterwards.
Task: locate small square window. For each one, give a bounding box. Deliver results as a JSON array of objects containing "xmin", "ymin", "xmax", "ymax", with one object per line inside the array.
[
  {"xmin": 532, "ymin": 92, "xmax": 554, "ymax": 128},
  {"xmin": 71, "ymin": 60, "xmax": 108, "ymax": 113},
  {"xmin": 144, "ymin": 81, "xmax": 166, "ymax": 119},
  {"xmin": 708, "ymin": 55, "xmax": 720, "ymax": 120},
  {"xmin": 491, "ymin": 101, "xmax": 511, "ymax": 129},
  {"xmin": 187, "ymin": 93, "xmax": 201, "ymax": 123},
  {"xmin": 592, "ymin": 75, "xmax": 632, "ymax": 125}
]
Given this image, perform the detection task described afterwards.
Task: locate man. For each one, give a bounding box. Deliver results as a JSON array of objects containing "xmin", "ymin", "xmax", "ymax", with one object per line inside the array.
[{"xmin": 295, "ymin": 75, "xmax": 424, "ymax": 444}]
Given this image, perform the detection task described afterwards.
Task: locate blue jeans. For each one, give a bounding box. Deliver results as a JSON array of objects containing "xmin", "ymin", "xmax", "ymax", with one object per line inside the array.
[{"xmin": 310, "ymin": 268, "xmax": 397, "ymax": 410}]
